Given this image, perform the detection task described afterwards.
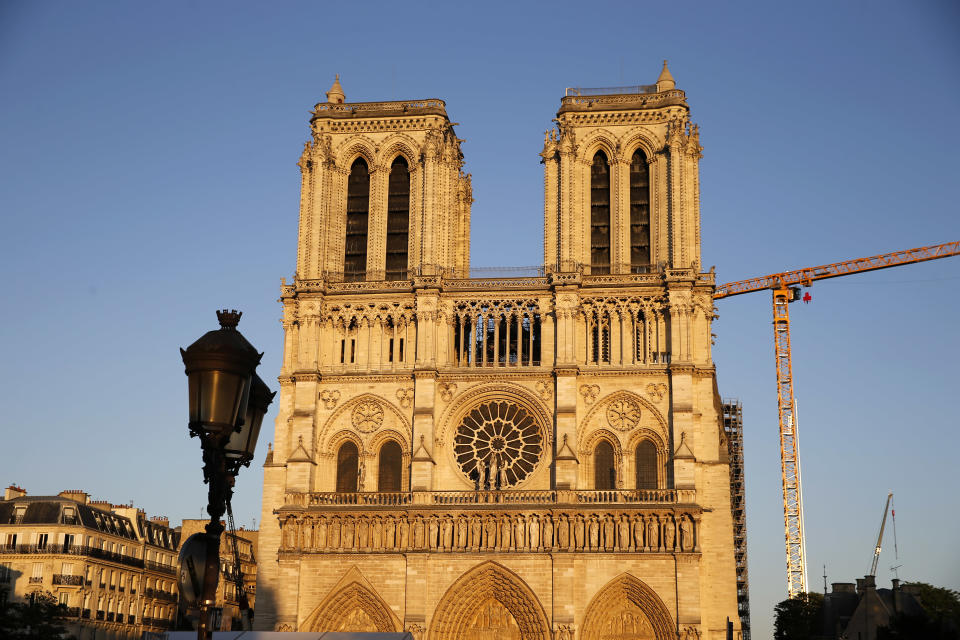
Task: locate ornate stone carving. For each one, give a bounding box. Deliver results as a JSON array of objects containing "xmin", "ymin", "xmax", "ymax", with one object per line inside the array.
[
  {"xmin": 320, "ymin": 389, "xmax": 341, "ymax": 409},
  {"xmin": 535, "ymin": 380, "xmax": 552, "ymax": 401},
  {"xmin": 554, "ymin": 624, "xmax": 575, "ymax": 640},
  {"xmin": 396, "ymin": 388, "xmax": 414, "ymax": 408},
  {"xmin": 351, "ymin": 400, "xmax": 384, "ymax": 433},
  {"xmin": 646, "ymin": 383, "xmax": 667, "ymax": 401},
  {"xmin": 406, "ymin": 623, "xmax": 426, "ymax": 639},
  {"xmin": 606, "ymin": 397, "xmax": 641, "ymax": 431},
  {"xmin": 438, "ymin": 381, "xmax": 458, "ymax": 402},
  {"xmin": 580, "ymin": 384, "xmax": 600, "ymax": 405}
]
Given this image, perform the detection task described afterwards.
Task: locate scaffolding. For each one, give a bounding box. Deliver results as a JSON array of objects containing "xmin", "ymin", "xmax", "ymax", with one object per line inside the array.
[{"xmin": 723, "ymin": 399, "xmax": 751, "ymax": 640}]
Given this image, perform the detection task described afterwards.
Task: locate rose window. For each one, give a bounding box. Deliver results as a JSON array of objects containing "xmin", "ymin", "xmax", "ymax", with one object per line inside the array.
[{"xmin": 453, "ymin": 400, "xmax": 544, "ymax": 487}]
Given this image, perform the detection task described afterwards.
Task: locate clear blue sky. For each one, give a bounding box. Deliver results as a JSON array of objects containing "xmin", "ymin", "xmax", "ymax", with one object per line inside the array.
[{"xmin": 1, "ymin": 1, "xmax": 958, "ymax": 637}]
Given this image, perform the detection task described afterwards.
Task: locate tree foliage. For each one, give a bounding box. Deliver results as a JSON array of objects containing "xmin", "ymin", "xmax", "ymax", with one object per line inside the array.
[
  {"xmin": 773, "ymin": 591, "xmax": 824, "ymax": 640},
  {"xmin": 879, "ymin": 583, "xmax": 960, "ymax": 640},
  {"xmin": 0, "ymin": 591, "xmax": 76, "ymax": 640}
]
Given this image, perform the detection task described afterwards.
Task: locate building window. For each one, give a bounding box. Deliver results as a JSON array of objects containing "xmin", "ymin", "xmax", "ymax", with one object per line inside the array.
[
  {"xmin": 336, "ymin": 441, "xmax": 359, "ymax": 493},
  {"xmin": 36, "ymin": 533, "xmax": 48, "ymax": 550},
  {"xmin": 30, "ymin": 562, "xmax": 43, "ymax": 584},
  {"xmin": 590, "ymin": 151, "xmax": 611, "ymax": 274},
  {"xmin": 4, "ymin": 534, "xmax": 16, "ymax": 549},
  {"xmin": 594, "ymin": 440, "xmax": 616, "ymax": 490},
  {"xmin": 635, "ymin": 440, "xmax": 658, "ymax": 490},
  {"xmin": 386, "ymin": 156, "xmax": 410, "ymax": 280},
  {"xmin": 629, "ymin": 150, "xmax": 651, "ymax": 271},
  {"xmin": 377, "ymin": 440, "xmax": 403, "ymax": 492},
  {"xmin": 62, "ymin": 534, "xmax": 74, "ymax": 552},
  {"xmin": 344, "ymin": 158, "xmax": 370, "ymax": 281}
]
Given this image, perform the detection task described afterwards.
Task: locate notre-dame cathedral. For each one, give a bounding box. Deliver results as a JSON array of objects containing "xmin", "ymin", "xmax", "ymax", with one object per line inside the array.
[{"xmin": 256, "ymin": 63, "xmax": 741, "ymax": 639}]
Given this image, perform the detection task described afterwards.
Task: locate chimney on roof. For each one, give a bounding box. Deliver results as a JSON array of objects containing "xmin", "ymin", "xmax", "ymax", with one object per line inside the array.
[
  {"xmin": 58, "ymin": 490, "xmax": 89, "ymax": 504},
  {"xmin": 4, "ymin": 485, "xmax": 26, "ymax": 500},
  {"xmin": 150, "ymin": 516, "xmax": 170, "ymax": 528}
]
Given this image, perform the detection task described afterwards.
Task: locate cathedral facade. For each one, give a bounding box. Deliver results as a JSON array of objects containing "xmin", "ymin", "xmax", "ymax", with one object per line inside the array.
[{"xmin": 256, "ymin": 64, "xmax": 741, "ymax": 639}]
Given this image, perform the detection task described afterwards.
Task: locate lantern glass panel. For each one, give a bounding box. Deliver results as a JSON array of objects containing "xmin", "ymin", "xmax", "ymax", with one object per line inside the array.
[{"xmin": 188, "ymin": 370, "xmax": 250, "ymax": 435}]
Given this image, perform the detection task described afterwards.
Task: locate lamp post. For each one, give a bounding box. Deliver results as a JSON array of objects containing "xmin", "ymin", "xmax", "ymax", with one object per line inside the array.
[{"xmin": 181, "ymin": 310, "xmax": 274, "ymax": 639}]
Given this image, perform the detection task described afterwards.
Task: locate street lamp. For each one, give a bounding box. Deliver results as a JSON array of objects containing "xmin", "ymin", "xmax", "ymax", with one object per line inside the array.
[{"xmin": 180, "ymin": 310, "xmax": 274, "ymax": 638}]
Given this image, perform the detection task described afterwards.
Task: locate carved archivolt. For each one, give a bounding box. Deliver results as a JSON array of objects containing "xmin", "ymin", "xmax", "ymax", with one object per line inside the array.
[
  {"xmin": 581, "ymin": 574, "xmax": 676, "ymax": 640},
  {"xmin": 430, "ymin": 561, "xmax": 550, "ymax": 640},
  {"xmin": 302, "ymin": 579, "xmax": 398, "ymax": 632}
]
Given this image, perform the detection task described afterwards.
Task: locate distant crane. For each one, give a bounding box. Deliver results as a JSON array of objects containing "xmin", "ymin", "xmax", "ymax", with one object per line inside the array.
[
  {"xmin": 714, "ymin": 240, "xmax": 960, "ymax": 598},
  {"xmin": 869, "ymin": 492, "xmax": 894, "ymax": 577}
]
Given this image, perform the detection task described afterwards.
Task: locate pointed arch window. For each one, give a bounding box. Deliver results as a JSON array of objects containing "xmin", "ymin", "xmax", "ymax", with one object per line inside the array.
[
  {"xmin": 594, "ymin": 440, "xmax": 616, "ymax": 490},
  {"xmin": 336, "ymin": 441, "xmax": 359, "ymax": 493},
  {"xmin": 590, "ymin": 151, "xmax": 611, "ymax": 274},
  {"xmin": 635, "ymin": 440, "xmax": 657, "ymax": 490},
  {"xmin": 386, "ymin": 156, "xmax": 410, "ymax": 280},
  {"xmin": 377, "ymin": 440, "xmax": 403, "ymax": 492},
  {"xmin": 629, "ymin": 150, "xmax": 651, "ymax": 271},
  {"xmin": 344, "ymin": 158, "xmax": 370, "ymax": 281}
]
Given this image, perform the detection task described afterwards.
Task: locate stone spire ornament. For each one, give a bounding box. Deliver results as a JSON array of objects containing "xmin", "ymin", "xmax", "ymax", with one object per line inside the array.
[
  {"xmin": 657, "ymin": 60, "xmax": 675, "ymax": 91},
  {"xmin": 326, "ymin": 74, "xmax": 345, "ymax": 104}
]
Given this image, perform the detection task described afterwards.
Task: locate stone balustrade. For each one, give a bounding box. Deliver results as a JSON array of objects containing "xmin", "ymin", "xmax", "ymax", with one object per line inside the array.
[{"xmin": 284, "ymin": 488, "xmax": 695, "ymax": 508}]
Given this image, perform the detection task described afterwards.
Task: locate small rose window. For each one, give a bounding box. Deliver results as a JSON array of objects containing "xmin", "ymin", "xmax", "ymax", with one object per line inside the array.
[{"xmin": 453, "ymin": 400, "xmax": 543, "ymax": 487}]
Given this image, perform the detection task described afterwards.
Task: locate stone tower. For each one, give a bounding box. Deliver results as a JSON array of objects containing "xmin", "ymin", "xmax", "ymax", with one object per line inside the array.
[{"xmin": 257, "ymin": 66, "xmax": 740, "ymax": 640}]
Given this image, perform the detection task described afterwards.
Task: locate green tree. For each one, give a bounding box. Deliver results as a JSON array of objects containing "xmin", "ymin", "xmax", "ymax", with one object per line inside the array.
[
  {"xmin": 773, "ymin": 591, "xmax": 824, "ymax": 640},
  {"xmin": 0, "ymin": 591, "xmax": 76, "ymax": 640}
]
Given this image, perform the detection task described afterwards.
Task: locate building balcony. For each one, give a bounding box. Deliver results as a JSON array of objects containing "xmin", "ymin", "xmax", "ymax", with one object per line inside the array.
[
  {"xmin": 144, "ymin": 559, "xmax": 176, "ymax": 575},
  {"xmin": 28, "ymin": 576, "xmax": 42, "ymax": 584},
  {"xmin": 61, "ymin": 606, "xmax": 80, "ymax": 618},
  {"xmin": 0, "ymin": 544, "xmax": 144, "ymax": 570},
  {"xmin": 81, "ymin": 609, "xmax": 91, "ymax": 619},
  {"xmin": 106, "ymin": 612, "xmax": 115, "ymax": 622},
  {"xmin": 52, "ymin": 574, "xmax": 83, "ymax": 586},
  {"xmin": 153, "ymin": 591, "xmax": 177, "ymax": 603},
  {"xmin": 128, "ymin": 614, "xmax": 135, "ymax": 624},
  {"xmin": 96, "ymin": 610, "xmax": 104, "ymax": 621}
]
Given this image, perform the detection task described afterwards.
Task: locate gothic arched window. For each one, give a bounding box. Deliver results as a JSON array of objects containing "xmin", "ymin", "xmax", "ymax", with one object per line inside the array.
[
  {"xmin": 344, "ymin": 158, "xmax": 370, "ymax": 281},
  {"xmin": 629, "ymin": 150, "xmax": 650, "ymax": 271},
  {"xmin": 635, "ymin": 440, "xmax": 658, "ymax": 490},
  {"xmin": 386, "ymin": 156, "xmax": 410, "ymax": 280},
  {"xmin": 336, "ymin": 441, "xmax": 359, "ymax": 493},
  {"xmin": 378, "ymin": 440, "xmax": 403, "ymax": 492},
  {"xmin": 594, "ymin": 440, "xmax": 616, "ymax": 490},
  {"xmin": 590, "ymin": 151, "xmax": 611, "ymax": 274}
]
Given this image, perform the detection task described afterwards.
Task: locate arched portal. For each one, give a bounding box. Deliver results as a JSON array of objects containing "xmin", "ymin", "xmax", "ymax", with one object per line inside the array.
[
  {"xmin": 302, "ymin": 579, "xmax": 398, "ymax": 632},
  {"xmin": 429, "ymin": 561, "xmax": 550, "ymax": 640},
  {"xmin": 581, "ymin": 574, "xmax": 676, "ymax": 640}
]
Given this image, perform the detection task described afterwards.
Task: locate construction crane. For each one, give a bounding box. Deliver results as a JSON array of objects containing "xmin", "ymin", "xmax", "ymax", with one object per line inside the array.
[
  {"xmin": 869, "ymin": 492, "xmax": 893, "ymax": 577},
  {"xmin": 714, "ymin": 240, "xmax": 960, "ymax": 598}
]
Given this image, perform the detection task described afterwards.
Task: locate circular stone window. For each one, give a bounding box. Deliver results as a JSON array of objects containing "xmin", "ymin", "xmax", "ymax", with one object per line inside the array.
[{"xmin": 453, "ymin": 400, "xmax": 544, "ymax": 487}]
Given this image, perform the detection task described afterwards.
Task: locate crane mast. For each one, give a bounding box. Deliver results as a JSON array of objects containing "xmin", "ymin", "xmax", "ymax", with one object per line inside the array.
[
  {"xmin": 870, "ymin": 492, "xmax": 893, "ymax": 577},
  {"xmin": 715, "ymin": 240, "xmax": 959, "ymax": 599}
]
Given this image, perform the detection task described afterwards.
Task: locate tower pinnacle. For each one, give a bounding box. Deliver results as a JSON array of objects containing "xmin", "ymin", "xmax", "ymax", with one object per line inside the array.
[
  {"xmin": 326, "ymin": 74, "xmax": 345, "ymax": 104},
  {"xmin": 657, "ymin": 60, "xmax": 675, "ymax": 91}
]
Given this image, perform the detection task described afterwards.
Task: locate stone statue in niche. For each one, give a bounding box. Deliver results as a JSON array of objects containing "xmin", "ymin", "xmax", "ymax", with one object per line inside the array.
[
  {"xmin": 557, "ymin": 514, "xmax": 569, "ymax": 549},
  {"xmin": 663, "ymin": 515, "xmax": 676, "ymax": 552},
  {"xmin": 398, "ymin": 516, "xmax": 409, "ymax": 550},
  {"xmin": 484, "ymin": 516, "xmax": 497, "ymax": 549},
  {"xmin": 680, "ymin": 516, "xmax": 693, "ymax": 551},
  {"xmin": 456, "ymin": 515, "xmax": 467, "ymax": 549},
  {"xmin": 618, "ymin": 515, "xmax": 630, "ymax": 551},
  {"xmin": 470, "ymin": 515, "xmax": 481, "ymax": 549},
  {"xmin": 588, "ymin": 514, "xmax": 600, "ymax": 550},
  {"xmin": 633, "ymin": 515, "xmax": 644, "ymax": 551},
  {"xmin": 500, "ymin": 516, "xmax": 512, "ymax": 550},
  {"xmin": 316, "ymin": 517, "xmax": 327, "ymax": 550},
  {"xmin": 358, "ymin": 461, "xmax": 366, "ymax": 491},
  {"xmin": 357, "ymin": 517, "xmax": 369, "ymax": 549},
  {"xmin": 413, "ymin": 516, "xmax": 425, "ymax": 549},
  {"xmin": 646, "ymin": 515, "xmax": 659, "ymax": 551},
  {"xmin": 514, "ymin": 514, "xmax": 526, "ymax": 550},
  {"xmin": 475, "ymin": 458, "xmax": 486, "ymax": 491},
  {"xmin": 603, "ymin": 515, "xmax": 614, "ymax": 551},
  {"xmin": 529, "ymin": 514, "xmax": 541, "ymax": 550},
  {"xmin": 343, "ymin": 517, "xmax": 355, "ymax": 550},
  {"xmin": 442, "ymin": 516, "xmax": 454, "ymax": 550},
  {"xmin": 384, "ymin": 516, "xmax": 395, "ymax": 549},
  {"xmin": 543, "ymin": 515, "xmax": 554, "ymax": 548},
  {"xmin": 574, "ymin": 514, "xmax": 585, "ymax": 550},
  {"xmin": 488, "ymin": 456, "xmax": 499, "ymax": 490},
  {"xmin": 282, "ymin": 518, "xmax": 295, "ymax": 549},
  {"xmin": 428, "ymin": 516, "xmax": 439, "ymax": 550},
  {"xmin": 373, "ymin": 517, "xmax": 383, "ymax": 550},
  {"xmin": 330, "ymin": 517, "xmax": 341, "ymax": 549}
]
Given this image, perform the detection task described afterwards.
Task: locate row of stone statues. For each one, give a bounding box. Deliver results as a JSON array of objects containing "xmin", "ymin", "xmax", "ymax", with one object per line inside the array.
[{"xmin": 280, "ymin": 511, "xmax": 697, "ymax": 553}]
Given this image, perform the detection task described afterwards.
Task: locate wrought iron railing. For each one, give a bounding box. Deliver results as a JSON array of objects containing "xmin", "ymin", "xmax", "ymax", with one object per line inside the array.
[
  {"xmin": 28, "ymin": 576, "xmax": 42, "ymax": 584},
  {"xmin": 52, "ymin": 574, "xmax": 83, "ymax": 586},
  {"xmin": 144, "ymin": 559, "xmax": 176, "ymax": 575}
]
